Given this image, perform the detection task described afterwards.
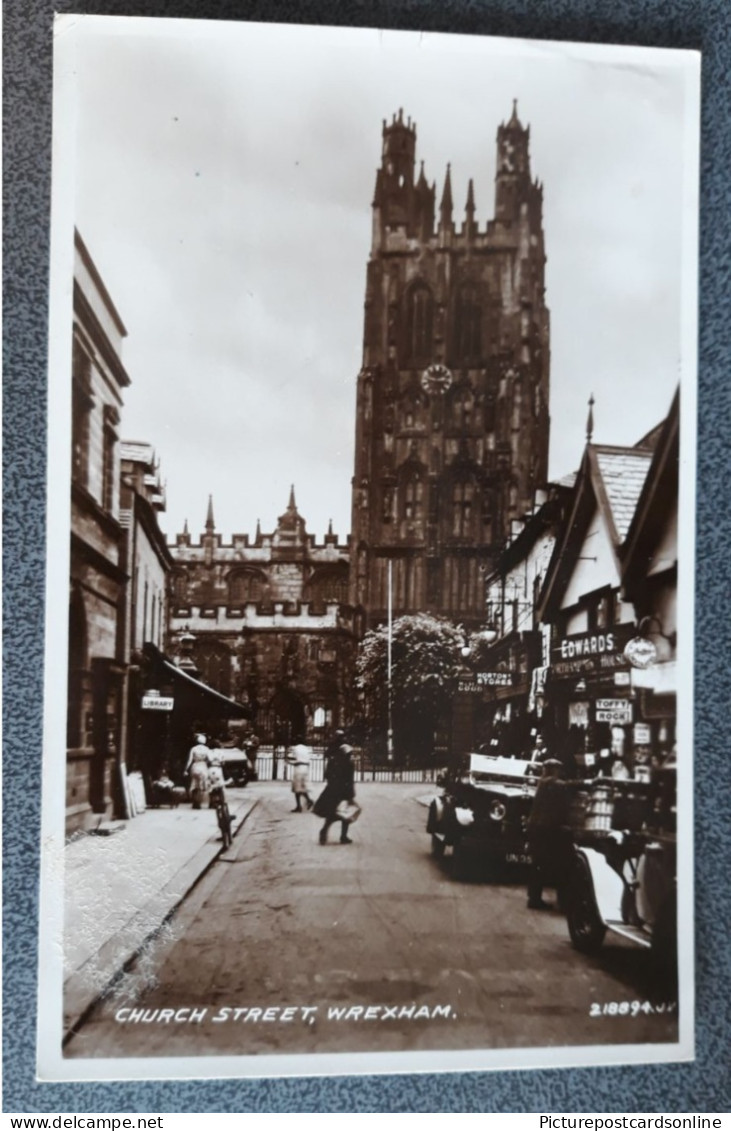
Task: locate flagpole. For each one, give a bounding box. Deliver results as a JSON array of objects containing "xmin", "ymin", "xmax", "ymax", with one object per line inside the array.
[{"xmin": 387, "ymin": 558, "xmax": 394, "ymax": 762}]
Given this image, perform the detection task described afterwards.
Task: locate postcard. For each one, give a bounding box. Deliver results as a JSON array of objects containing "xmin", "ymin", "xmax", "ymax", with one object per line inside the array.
[{"xmin": 38, "ymin": 15, "xmax": 699, "ymax": 1080}]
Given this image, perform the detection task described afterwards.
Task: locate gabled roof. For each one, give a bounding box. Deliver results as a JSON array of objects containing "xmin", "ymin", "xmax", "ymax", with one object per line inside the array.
[
  {"xmin": 537, "ymin": 442, "xmax": 653, "ymax": 621},
  {"xmin": 593, "ymin": 447, "xmax": 654, "ymax": 542},
  {"xmin": 622, "ymin": 387, "xmax": 679, "ymax": 598}
]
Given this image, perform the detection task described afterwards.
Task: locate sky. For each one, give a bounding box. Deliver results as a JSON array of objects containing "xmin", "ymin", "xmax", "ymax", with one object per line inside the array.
[{"xmin": 64, "ymin": 17, "xmax": 694, "ymax": 542}]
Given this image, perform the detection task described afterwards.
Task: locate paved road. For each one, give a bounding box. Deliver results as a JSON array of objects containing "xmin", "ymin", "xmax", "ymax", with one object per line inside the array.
[{"xmin": 65, "ymin": 781, "xmax": 678, "ymax": 1059}]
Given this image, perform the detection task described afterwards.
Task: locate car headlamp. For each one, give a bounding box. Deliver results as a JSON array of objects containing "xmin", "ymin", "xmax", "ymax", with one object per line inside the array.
[{"xmin": 488, "ymin": 800, "xmax": 507, "ymax": 821}]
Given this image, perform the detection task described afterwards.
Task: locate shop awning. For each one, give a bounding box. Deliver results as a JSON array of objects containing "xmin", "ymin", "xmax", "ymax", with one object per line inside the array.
[{"xmin": 142, "ymin": 644, "xmax": 250, "ymax": 720}]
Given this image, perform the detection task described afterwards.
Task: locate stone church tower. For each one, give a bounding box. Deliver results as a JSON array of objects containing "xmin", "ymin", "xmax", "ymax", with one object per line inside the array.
[{"xmin": 350, "ymin": 104, "xmax": 550, "ymax": 631}]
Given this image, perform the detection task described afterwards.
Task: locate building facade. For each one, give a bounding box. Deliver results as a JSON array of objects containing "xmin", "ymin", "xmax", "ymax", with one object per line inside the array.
[
  {"xmin": 350, "ymin": 105, "xmax": 550, "ymax": 631},
  {"xmin": 168, "ymin": 490, "xmax": 354, "ymax": 747},
  {"xmin": 537, "ymin": 433, "xmax": 657, "ymax": 775},
  {"xmin": 67, "ymin": 231, "xmax": 130, "ymax": 832},
  {"xmin": 117, "ymin": 442, "xmax": 175, "ymax": 783},
  {"xmin": 453, "ymin": 482, "xmax": 573, "ymax": 756}
]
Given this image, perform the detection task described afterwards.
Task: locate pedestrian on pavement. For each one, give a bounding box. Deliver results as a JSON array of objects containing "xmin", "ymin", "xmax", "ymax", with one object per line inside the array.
[
  {"xmin": 322, "ymin": 729, "xmax": 346, "ymax": 778},
  {"xmin": 287, "ymin": 738, "xmax": 314, "ymax": 812},
  {"xmin": 186, "ymin": 733, "xmax": 211, "ymax": 810},
  {"xmin": 313, "ymin": 738, "xmax": 357, "ymax": 844},
  {"xmin": 525, "ymin": 758, "xmax": 573, "ymax": 910}
]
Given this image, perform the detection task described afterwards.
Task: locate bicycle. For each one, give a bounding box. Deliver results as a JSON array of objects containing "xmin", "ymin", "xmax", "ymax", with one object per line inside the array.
[{"xmin": 210, "ymin": 785, "xmax": 232, "ymax": 849}]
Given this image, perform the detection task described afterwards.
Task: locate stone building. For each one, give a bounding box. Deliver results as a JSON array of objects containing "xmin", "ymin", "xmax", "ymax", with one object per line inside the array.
[
  {"xmin": 117, "ymin": 442, "xmax": 174, "ymax": 782},
  {"xmin": 350, "ymin": 104, "xmax": 551, "ymax": 631},
  {"xmin": 67, "ymin": 230, "xmax": 129, "ymax": 832},
  {"xmin": 168, "ymin": 489, "xmax": 354, "ymax": 746}
]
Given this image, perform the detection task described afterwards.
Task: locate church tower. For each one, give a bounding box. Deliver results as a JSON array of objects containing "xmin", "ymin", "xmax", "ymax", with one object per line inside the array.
[{"xmin": 350, "ymin": 104, "xmax": 550, "ymax": 631}]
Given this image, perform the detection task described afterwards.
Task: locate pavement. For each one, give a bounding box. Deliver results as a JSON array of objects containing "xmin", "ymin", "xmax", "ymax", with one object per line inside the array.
[{"xmin": 63, "ymin": 786, "xmax": 258, "ymax": 1040}]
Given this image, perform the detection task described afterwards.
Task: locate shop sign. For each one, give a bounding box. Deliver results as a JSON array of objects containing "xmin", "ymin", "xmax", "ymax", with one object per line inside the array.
[
  {"xmin": 551, "ymin": 626, "xmax": 634, "ymax": 678},
  {"xmin": 141, "ymin": 694, "xmax": 174, "ymax": 711},
  {"xmin": 595, "ymin": 698, "xmax": 633, "ymax": 724},
  {"xmin": 614, "ymin": 671, "xmax": 631, "ymax": 687},
  {"xmin": 552, "ymin": 652, "xmax": 628, "ymax": 678},
  {"xmin": 634, "ymin": 723, "xmax": 651, "ymax": 745},
  {"xmin": 556, "ymin": 631, "xmax": 618, "ymax": 660},
  {"xmin": 624, "ymin": 636, "xmax": 658, "ymax": 670},
  {"xmin": 476, "ymin": 671, "xmax": 513, "ymax": 687}
]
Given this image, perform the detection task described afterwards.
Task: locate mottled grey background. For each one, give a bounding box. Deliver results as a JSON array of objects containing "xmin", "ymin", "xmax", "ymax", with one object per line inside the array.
[{"xmin": 3, "ymin": 0, "xmax": 729, "ymax": 1115}]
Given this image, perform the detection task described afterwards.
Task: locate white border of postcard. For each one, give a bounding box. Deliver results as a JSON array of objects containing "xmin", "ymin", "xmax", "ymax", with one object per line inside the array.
[{"xmin": 37, "ymin": 15, "xmax": 699, "ymax": 1081}]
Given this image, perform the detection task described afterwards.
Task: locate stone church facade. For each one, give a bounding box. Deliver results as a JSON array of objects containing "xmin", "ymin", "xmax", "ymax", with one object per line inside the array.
[
  {"xmin": 350, "ymin": 104, "xmax": 550, "ymax": 631},
  {"xmin": 167, "ymin": 491, "xmax": 353, "ymax": 746}
]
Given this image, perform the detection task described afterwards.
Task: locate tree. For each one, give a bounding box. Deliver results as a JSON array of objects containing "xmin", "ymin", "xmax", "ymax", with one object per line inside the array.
[{"xmin": 355, "ymin": 613, "xmax": 465, "ymax": 763}]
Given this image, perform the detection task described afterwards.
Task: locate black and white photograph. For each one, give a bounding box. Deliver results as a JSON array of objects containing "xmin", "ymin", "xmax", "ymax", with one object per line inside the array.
[{"xmin": 38, "ymin": 16, "xmax": 699, "ymax": 1080}]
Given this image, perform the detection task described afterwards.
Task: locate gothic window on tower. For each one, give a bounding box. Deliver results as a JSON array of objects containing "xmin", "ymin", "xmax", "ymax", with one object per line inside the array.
[
  {"xmin": 400, "ymin": 474, "xmax": 424, "ymax": 529},
  {"xmin": 452, "ymin": 478, "xmax": 476, "ymax": 539},
  {"xmin": 400, "ymin": 391, "xmax": 426, "ymax": 432},
  {"xmin": 404, "ymin": 283, "xmax": 434, "ymax": 365},
  {"xmin": 454, "ymin": 284, "xmax": 482, "ymax": 363},
  {"xmin": 482, "ymin": 491, "xmax": 495, "ymax": 539},
  {"xmin": 228, "ymin": 570, "xmax": 265, "ymax": 605},
  {"xmin": 449, "ymin": 387, "xmax": 475, "ymax": 431}
]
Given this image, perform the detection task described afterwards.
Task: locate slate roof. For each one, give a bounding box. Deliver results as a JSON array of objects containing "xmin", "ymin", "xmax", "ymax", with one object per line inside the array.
[{"xmin": 594, "ymin": 447, "xmax": 653, "ymax": 542}]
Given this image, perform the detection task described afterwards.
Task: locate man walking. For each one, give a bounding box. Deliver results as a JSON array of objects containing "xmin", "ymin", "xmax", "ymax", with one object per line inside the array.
[{"xmin": 525, "ymin": 758, "xmax": 573, "ymax": 910}]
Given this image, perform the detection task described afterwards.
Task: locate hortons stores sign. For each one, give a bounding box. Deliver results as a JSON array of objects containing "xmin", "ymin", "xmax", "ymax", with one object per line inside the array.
[{"xmin": 550, "ymin": 624, "xmax": 636, "ymax": 678}]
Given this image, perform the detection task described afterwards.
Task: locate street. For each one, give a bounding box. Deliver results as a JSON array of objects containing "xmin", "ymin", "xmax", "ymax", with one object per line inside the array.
[{"xmin": 65, "ymin": 782, "xmax": 678, "ymax": 1059}]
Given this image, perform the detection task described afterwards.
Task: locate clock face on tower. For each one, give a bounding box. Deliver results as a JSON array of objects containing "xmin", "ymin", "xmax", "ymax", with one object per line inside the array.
[{"xmin": 421, "ymin": 364, "xmax": 453, "ymax": 394}]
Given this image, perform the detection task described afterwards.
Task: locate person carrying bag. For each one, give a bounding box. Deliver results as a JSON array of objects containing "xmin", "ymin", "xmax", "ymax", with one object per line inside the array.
[{"xmin": 313, "ymin": 739, "xmax": 359, "ymax": 845}]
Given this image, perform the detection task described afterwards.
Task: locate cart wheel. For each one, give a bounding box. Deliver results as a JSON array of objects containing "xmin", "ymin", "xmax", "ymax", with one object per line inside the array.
[
  {"xmin": 566, "ymin": 852, "xmax": 607, "ymax": 955},
  {"xmin": 431, "ymin": 833, "xmax": 446, "ymax": 859}
]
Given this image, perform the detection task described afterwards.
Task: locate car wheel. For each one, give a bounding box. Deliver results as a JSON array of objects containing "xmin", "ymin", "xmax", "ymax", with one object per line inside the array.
[
  {"xmin": 650, "ymin": 891, "xmax": 677, "ymax": 996},
  {"xmin": 566, "ymin": 853, "xmax": 606, "ymax": 955},
  {"xmin": 431, "ymin": 833, "xmax": 446, "ymax": 859},
  {"xmin": 450, "ymin": 839, "xmax": 469, "ymax": 879}
]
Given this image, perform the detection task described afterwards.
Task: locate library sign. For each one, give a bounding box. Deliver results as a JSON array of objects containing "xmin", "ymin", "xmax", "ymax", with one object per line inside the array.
[{"xmin": 550, "ymin": 626, "xmax": 634, "ymax": 678}]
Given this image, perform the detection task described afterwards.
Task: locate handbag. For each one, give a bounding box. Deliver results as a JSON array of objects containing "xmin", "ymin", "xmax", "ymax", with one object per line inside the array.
[{"xmin": 335, "ymin": 799, "xmax": 361, "ymax": 823}]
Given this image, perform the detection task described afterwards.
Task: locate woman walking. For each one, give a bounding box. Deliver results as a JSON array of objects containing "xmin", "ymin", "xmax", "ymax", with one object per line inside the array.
[{"xmin": 313, "ymin": 738, "xmax": 357, "ymax": 844}]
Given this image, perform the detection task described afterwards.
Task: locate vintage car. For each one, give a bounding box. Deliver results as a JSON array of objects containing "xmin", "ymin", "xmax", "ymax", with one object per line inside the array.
[
  {"xmin": 563, "ymin": 754, "xmax": 677, "ymax": 990},
  {"xmin": 219, "ymin": 746, "xmax": 257, "ymax": 787},
  {"xmin": 426, "ymin": 752, "xmax": 541, "ymax": 874}
]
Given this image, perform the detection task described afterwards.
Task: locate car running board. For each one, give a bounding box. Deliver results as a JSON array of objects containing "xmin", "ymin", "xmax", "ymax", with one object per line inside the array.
[{"xmin": 604, "ymin": 919, "xmax": 653, "ymax": 948}]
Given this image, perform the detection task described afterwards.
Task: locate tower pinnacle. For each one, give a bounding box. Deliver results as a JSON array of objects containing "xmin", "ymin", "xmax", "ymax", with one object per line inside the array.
[
  {"xmin": 205, "ymin": 494, "xmax": 215, "ymax": 533},
  {"xmin": 439, "ymin": 163, "xmax": 453, "ymax": 227}
]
